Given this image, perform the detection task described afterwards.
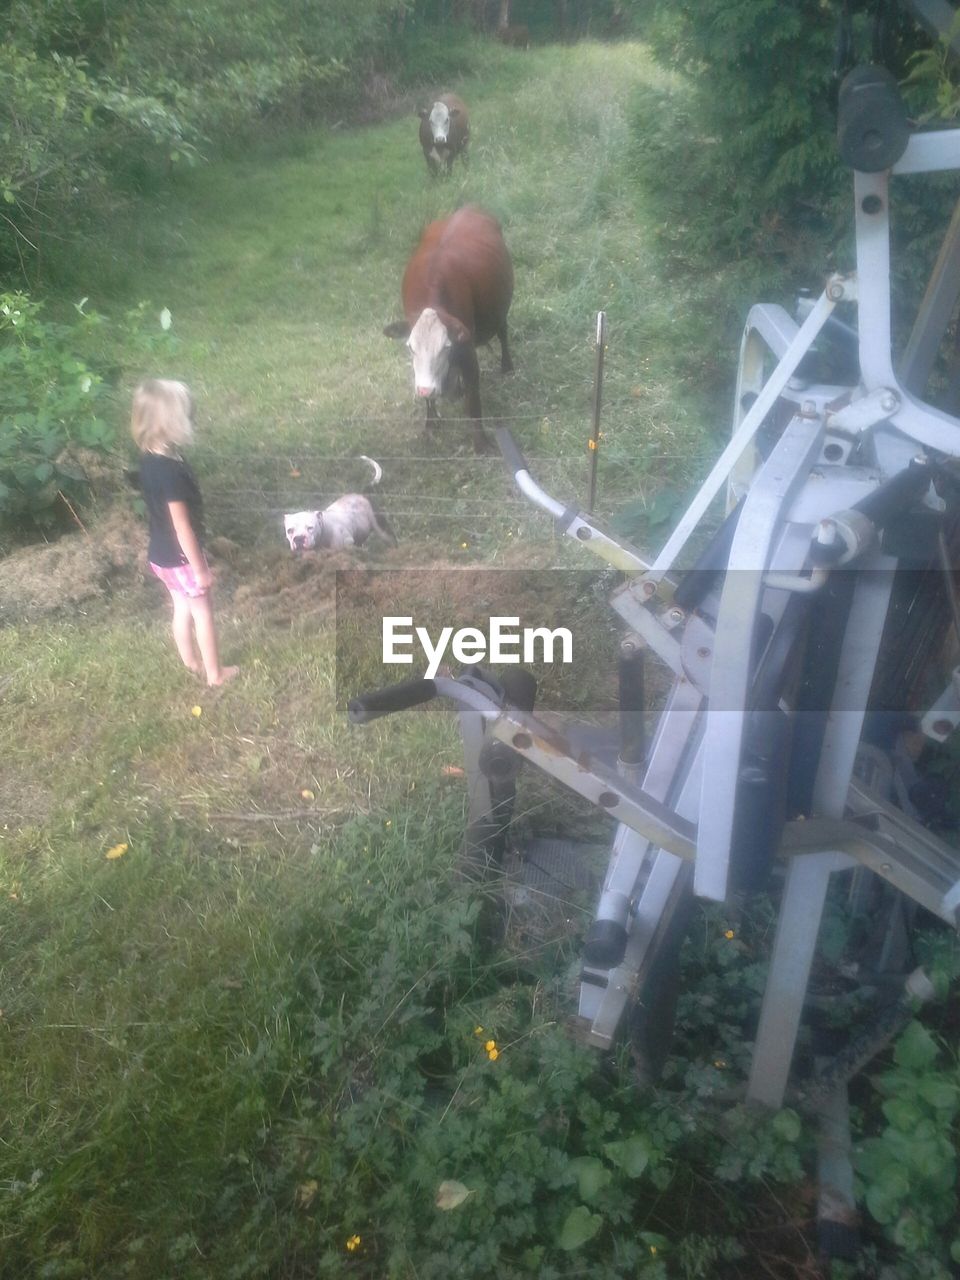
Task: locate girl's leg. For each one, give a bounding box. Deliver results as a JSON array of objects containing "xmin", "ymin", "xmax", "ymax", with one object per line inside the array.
[
  {"xmin": 188, "ymin": 593, "xmax": 238, "ymax": 686},
  {"xmin": 170, "ymin": 590, "xmax": 203, "ymax": 674}
]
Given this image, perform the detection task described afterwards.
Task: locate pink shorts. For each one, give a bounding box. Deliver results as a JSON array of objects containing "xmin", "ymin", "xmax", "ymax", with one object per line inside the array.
[{"xmin": 150, "ymin": 561, "xmax": 208, "ymax": 599}]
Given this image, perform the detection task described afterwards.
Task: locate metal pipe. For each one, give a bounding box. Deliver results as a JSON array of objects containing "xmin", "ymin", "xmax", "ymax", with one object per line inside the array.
[{"xmin": 586, "ymin": 311, "xmax": 607, "ymax": 514}]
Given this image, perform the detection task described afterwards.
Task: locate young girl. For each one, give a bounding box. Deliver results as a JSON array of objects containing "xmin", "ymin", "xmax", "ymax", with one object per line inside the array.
[{"xmin": 132, "ymin": 378, "xmax": 238, "ymax": 687}]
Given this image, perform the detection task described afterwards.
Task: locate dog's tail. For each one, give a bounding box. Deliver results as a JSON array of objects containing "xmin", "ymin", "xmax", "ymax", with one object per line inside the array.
[{"xmin": 359, "ymin": 455, "xmax": 382, "ymax": 488}]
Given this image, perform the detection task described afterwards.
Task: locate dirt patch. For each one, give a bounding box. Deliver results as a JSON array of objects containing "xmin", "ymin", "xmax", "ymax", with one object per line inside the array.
[
  {"xmin": 0, "ymin": 770, "xmax": 54, "ymax": 833},
  {"xmin": 335, "ymin": 561, "xmax": 622, "ymax": 715},
  {"xmin": 0, "ymin": 507, "xmax": 150, "ymax": 625},
  {"xmin": 0, "ymin": 503, "xmax": 571, "ymax": 636},
  {"xmin": 225, "ymin": 539, "xmax": 558, "ymax": 629},
  {"xmin": 229, "ymin": 546, "xmax": 405, "ymax": 628}
]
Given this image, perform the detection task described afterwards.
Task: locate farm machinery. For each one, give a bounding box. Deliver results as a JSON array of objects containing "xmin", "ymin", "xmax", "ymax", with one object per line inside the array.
[{"xmin": 349, "ymin": 67, "xmax": 960, "ymax": 1254}]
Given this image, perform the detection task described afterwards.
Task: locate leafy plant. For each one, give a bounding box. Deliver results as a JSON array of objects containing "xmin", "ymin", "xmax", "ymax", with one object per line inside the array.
[
  {"xmin": 855, "ymin": 1021, "xmax": 960, "ymax": 1274},
  {"xmin": 0, "ymin": 290, "xmax": 174, "ymax": 530}
]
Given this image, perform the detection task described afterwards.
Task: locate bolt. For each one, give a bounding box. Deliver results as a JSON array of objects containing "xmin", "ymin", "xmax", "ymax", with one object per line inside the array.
[
  {"xmin": 816, "ymin": 519, "xmax": 838, "ymax": 546},
  {"xmin": 826, "ymin": 279, "xmax": 846, "ymax": 301},
  {"xmin": 667, "ymin": 607, "xmax": 684, "ymax": 626},
  {"xmin": 620, "ymin": 635, "xmax": 642, "ymax": 657},
  {"xmin": 512, "ymin": 732, "xmax": 533, "ymax": 750},
  {"xmin": 932, "ymin": 719, "xmax": 954, "ymax": 737},
  {"xmin": 697, "ymin": 646, "xmax": 711, "ymax": 660},
  {"xmin": 801, "ymin": 399, "xmax": 817, "ymax": 417},
  {"xmin": 879, "ymin": 391, "xmax": 899, "ymax": 414},
  {"xmin": 641, "ymin": 580, "xmax": 657, "ymax": 598}
]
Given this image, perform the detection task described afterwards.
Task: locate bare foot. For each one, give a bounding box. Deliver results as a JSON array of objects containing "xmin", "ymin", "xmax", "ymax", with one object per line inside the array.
[
  {"xmin": 184, "ymin": 662, "xmax": 203, "ymax": 678},
  {"xmin": 207, "ymin": 665, "xmax": 240, "ymax": 687}
]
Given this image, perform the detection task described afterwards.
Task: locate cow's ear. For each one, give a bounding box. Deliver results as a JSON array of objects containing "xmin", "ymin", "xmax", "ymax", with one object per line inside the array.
[
  {"xmin": 417, "ymin": 107, "xmax": 428, "ymax": 119},
  {"xmin": 383, "ymin": 320, "xmax": 411, "ymax": 340},
  {"xmin": 449, "ymin": 106, "xmax": 460, "ymax": 117},
  {"xmin": 448, "ymin": 317, "xmax": 471, "ymax": 344}
]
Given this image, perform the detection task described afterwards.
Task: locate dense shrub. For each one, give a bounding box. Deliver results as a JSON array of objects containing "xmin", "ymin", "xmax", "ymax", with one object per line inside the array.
[
  {"xmin": 0, "ymin": 291, "xmax": 174, "ymax": 532},
  {"xmin": 0, "ymin": 0, "xmax": 475, "ymax": 277},
  {"xmin": 628, "ymin": 0, "xmax": 956, "ymax": 398}
]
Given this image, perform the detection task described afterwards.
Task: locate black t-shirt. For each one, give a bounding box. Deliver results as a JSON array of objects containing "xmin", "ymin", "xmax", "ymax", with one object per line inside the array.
[{"xmin": 138, "ymin": 451, "xmax": 205, "ymax": 567}]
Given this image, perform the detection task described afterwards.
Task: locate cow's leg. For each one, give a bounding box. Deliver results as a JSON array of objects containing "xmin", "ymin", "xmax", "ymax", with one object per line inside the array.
[
  {"xmin": 459, "ymin": 346, "xmax": 492, "ymax": 453},
  {"xmin": 498, "ymin": 322, "xmax": 514, "ymax": 374}
]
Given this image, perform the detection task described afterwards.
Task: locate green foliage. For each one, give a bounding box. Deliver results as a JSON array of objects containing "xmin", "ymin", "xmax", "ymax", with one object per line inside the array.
[
  {"xmin": 855, "ymin": 1022, "xmax": 960, "ymax": 1276},
  {"xmin": 0, "ymin": 0, "xmax": 487, "ymax": 275},
  {"xmin": 0, "ymin": 42, "xmax": 203, "ymax": 262},
  {"xmin": 635, "ymin": 0, "xmax": 846, "ymax": 274},
  {"xmin": 629, "ymin": 1, "xmax": 955, "ymax": 401},
  {"xmin": 0, "ymin": 290, "xmax": 173, "ymax": 529}
]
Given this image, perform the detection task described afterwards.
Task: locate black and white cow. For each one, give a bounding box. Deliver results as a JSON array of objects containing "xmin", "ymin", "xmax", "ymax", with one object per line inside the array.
[{"xmin": 418, "ymin": 93, "xmax": 469, "ymax": 176}]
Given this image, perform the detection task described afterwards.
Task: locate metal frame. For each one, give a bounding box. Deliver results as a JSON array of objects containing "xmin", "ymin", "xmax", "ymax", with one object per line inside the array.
[{"xmin": 350, "ymin": 93, "xmax": 960, "ymax": 1216}]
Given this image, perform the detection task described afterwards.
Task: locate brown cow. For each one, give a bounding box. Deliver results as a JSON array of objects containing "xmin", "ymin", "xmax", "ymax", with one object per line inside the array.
[
  {"xmin": 384, "ymin": 206, "xmax": 514, "ymax": 453},
  {"xmin": 418, "ymin": 94, "xmax": 469, "ymax": 177}
]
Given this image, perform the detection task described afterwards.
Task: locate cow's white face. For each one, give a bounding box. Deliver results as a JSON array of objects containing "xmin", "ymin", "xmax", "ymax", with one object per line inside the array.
[
  {"xmin": 408, "ymin": 308, "xmax": 452, "ymax": 399},
  {"xmin": 428, "ymin": 101, "xmax": 451, "ymax": 144}
]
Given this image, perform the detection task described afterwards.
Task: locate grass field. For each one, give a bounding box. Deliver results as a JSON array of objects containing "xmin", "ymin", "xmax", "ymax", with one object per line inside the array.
[{"xmin": 0, "ymin": 38, "xmax": 874, "ymax": 1280}]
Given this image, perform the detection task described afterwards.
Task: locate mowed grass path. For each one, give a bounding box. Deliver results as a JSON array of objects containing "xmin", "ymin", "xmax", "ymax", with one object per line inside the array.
[
  {"xmin": 0, "ymin": 42, "xmax": 722, "ymax": 1278},
  {"xmin": 102, "ymin": 41, "xmax": 709, "ymax": 549}
]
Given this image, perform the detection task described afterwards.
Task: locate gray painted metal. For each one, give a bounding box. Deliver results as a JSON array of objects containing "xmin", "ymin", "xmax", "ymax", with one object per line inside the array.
[{"xmin": 695, "ymin": 414, "xmax": 826, "ymax": 902}]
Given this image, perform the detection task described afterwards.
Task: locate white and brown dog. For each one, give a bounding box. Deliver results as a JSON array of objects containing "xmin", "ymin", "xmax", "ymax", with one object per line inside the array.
[{"xmin": 284, "ymin": 456, "xmax": 396, "ymax": 553}]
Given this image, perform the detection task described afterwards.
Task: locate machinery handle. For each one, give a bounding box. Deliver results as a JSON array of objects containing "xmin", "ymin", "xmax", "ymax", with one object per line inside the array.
[
  {"xmin": 348, "ymin": 678, "xmax": 438, "ymax": 724},
  {"xmin": 837, "ymin": 65, "xmax": 910, "ymax": 172},
  {"xmin": 495, "ymin": 426, "xmax": 530, "ymax": 476},
  {"xmin": 854, "ymin": 458, "xmax": 932, "ymax": 525}
]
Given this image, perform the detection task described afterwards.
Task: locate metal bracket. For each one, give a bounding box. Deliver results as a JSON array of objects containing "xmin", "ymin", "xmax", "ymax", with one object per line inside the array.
[{"xmin": 827, "ymin": 387, "xmax": 900, "ymax": 433}]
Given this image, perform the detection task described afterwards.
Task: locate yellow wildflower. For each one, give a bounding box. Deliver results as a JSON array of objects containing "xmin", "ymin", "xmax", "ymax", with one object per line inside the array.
[
  {"xmin": 487, "ymin": 1047, "xmax": 500, "ymax": 1061},
  {"xmin": 473, "ymin": 1025, "xmax": 484, "ymax": 1037},
  {"xmin": 345, "ymin": 1234, "xmax": 361, "ymax": 1252},
  {"xmin": 296, "ymin": 1180, "xmax": 318, "ymax": 1208},
  {"xmin": 484, "ymin": 1039, "xmax": 496, "ymax": 1052},
  {"xmin": 724, "ymin": 929, "xmax": 735, "ymax": 940},
  {"xmin": 105, "ymin": 843, "xmax": 129, "ymax": 860},
  {"xmin": 191, "ymin": 705, "xmax": 203, "ymax": 717}
]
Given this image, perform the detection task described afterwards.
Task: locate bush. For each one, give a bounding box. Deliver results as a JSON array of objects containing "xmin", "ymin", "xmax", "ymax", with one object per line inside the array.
[
  {"xmin": 0, "ymin": 292, "xmax": 174, "ymax": 532},
  {"xmin": 628, "ymin": 0, "xmax": 955, "ymax": 399},
  {"xmin": 0, "ymin": 1, "xmax": 490, "ymax": 275}
]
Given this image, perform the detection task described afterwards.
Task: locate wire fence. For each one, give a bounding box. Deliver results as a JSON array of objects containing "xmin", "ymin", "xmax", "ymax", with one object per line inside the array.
[{"xmin": 177, "ymin": 408, "xmax": 697, "ymax": 535}]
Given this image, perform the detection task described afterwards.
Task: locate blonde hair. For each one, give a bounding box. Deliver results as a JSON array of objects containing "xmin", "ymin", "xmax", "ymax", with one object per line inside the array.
[{"xmin": 130, "ymin": 378, "xmax": 195, "ymax": 454}]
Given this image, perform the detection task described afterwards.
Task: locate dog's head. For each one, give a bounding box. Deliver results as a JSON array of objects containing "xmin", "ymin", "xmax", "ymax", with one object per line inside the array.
[{"xmin": 284, "ymin": 511, "xmax": 323, "ymax": 552}]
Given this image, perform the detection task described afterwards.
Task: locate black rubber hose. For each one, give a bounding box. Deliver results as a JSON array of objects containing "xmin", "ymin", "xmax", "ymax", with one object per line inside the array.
[{"xmin": 348, "ymin": 678, "xmax": 438, "ymax": 724}]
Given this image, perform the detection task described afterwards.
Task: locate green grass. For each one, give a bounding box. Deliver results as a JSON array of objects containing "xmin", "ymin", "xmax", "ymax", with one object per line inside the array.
[
  {"xmin": 57, "ymin": 41, "xmax": 715, "ymax": 555},
  {"xmin": 0, "ymin": 39, "xmax": 831, "ymax": 1280}
]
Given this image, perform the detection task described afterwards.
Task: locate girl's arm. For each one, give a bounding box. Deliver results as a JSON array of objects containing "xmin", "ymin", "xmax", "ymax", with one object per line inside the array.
[{"xmin": 168, "ymin": 500, "xmax": 212, "ymax": 589}]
